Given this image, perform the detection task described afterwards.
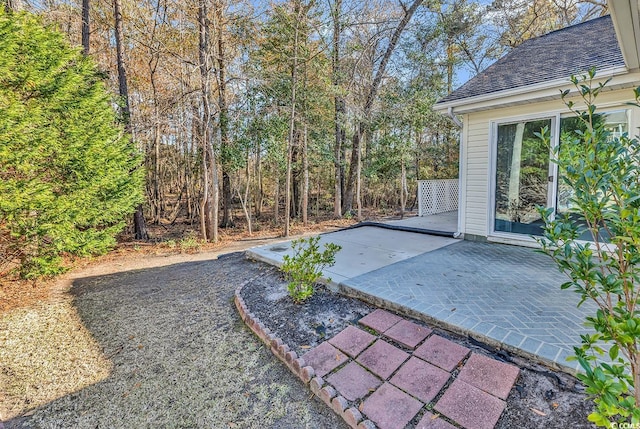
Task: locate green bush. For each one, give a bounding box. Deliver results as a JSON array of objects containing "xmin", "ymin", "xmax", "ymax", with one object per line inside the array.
[
  {"xmin": 281, "ymin": 236, "xmax": 341, "ymax": 303},
  {"xmin": 537, "ymin": 69, "xmax": 640, "ymax": 426},
  {"xmin": 0, "ymin": 10, "xmax": 143, "ymax": 278}
]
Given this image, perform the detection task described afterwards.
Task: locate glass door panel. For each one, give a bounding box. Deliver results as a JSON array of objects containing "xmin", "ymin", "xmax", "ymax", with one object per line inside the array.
[
  {"xmin": 556, "ymin": 110, "xmax": 629, "ymax": 241},
  {"xmin": 494, "ymin": 119, "xmax": 552, "ymax": 235}
]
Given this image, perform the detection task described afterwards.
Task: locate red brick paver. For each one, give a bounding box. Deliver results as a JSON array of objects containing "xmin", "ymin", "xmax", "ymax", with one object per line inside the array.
[
  {"xmin": 414, "ymin": 335, "xmax": 470, "ymax": 372},
  {"xmin": 435, "ymin": 379, "xmax": 506, "ymax": 429},
  {"xmin": 303, "ymin": 341, "xmax": 348, "ymax": 377},
  {"xmin": 362, "ymin": 382, "xmax": 423, "ymax": 429},
  {"xmin": 457, "ymin": 353, "xmax": 519, "ymax": 400},
  {"xmin": 327, "ymin": 361, "xmax": 382, "ymax": 401},
  {"xmin": 328, "ymin": 325, "xmax": 376, "ymax": 358},
  {"xmin": 356, "ymin": 339, "xmax": 409, "ymax": 379},
  {"xmin": 390, "ymin": 356, "xmax": 450, "ymax": 403},
  {"xmin": 384, "ymin": 319, "xmax": 432, "ymax": 349},
  {"xmin": 416, "ymin": 412, "xmax": 457, "ymax": 429},
  {"xmin": 358, "ymin": 309, "xmax": 403, "ymax": 333}
]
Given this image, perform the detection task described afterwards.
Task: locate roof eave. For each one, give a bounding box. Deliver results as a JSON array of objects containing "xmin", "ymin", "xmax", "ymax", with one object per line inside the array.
[
  {"xmin": 609, "ymin": 0, "xmax": 640, "ymax": 70},
  {"xmin": 433, "ymin": 66, "xmax": 633, "ymax": 114}
]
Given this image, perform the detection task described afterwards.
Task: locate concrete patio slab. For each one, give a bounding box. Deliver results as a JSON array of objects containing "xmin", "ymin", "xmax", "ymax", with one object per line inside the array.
[
  {"xmin": 457, "ymin": 353, "xmax": 520, "ymax": 400},
  {"xmin": 340, "ymin": 239, "xmax": 598, "ymax": 373},
  {"xmin": 326, "ymin": 361, "xmax": 381, "ymax": 401},
  {"xmin": 414, "ymin": 335, "xmax": 470, "ymax": 372},
  {"xmin": 435, "ymin": 379, "xmax": 506, "ymax": 429},
  {"xmin": 384, "ymin": 319, "xmax": 432, "ymax": 349},
  {"xmin": 247, "ymin": 221, "xmax": 598, "ymax": 373},
  {"xmin": 295, "ymin": 313, "xmax": 520, "ymax": 429},
  {"xmin": 362, "ymin": 382, "xmax": 423, "ymax": 429},
  {"xmin": 302, "ymin": 341, "xmax": 348, "ymax": 377},
  {"xmin": 384, "ymin": 211, "xmax": 457, "ymax": 233},
  {"xmin": 328, "ymin": 325, "xmax": 376, "ymax": 358},
  {"xmin": 356, "ymin": 340, "xmax": 409, "ymax": 379},
  {"xmin": 358, "ymin": 309, "xmax": 403, "ymax": 333},
  {"xmin": 247, "ymin": 226, "xmax": 457, "ymax": 281},
  {"xmin": 389, "ymin": 357, "xmax": 450, "ymax": 403}
]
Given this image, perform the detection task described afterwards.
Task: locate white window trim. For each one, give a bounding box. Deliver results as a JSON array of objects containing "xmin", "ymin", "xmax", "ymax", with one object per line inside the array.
[{"xmin": 487, "ymin": 113, "xmax": 559, "ymax": 243}]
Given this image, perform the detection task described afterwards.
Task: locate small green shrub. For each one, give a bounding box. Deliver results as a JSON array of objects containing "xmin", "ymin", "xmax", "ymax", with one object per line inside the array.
[
  {"xmin": 179, "ymin": 235, "xmax": 201, "ymax": 253},
  {"xmin": 536, "ymin": 69, "xmax": 640, "ymax": 426},
  {"xmin": 281, "ymin": 236, "xmax": 341, "ymax": 303}
]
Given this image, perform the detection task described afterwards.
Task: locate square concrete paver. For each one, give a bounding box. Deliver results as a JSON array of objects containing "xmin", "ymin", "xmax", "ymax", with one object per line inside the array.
[
  {"xmin": 457, "ymin": 353, "xmax": 520, "ymax": 400},
  {"xmin": 359, "ymin": 309, "xmax": 403, "ymax": 333},
  {"xmin": 302, "ymin": 341, "xmax": 348, "ymax": 377},
  {"xmin": 327, "ymin": 361, "xmax": 382, "ymax": 401},
  {"xmin": 389, "ymin": 357, "xmax": 450, "ymax": 403},
  {"xmin": 416, "ymin": 412, "xmax": 457, "ymax": 429},
  {"xmin": 362, "ymin": 382, "xmax": 423, "ymax": 429},
  {"xmin": 435, "ymin": 379, "xmax": 506, "ymax": 429},
  {"xmin": 384, "ymin": 319, "xmax": 432, "ymax": 349},
  {"xmin": 414, "ymin": 335, "xmax": 470, "ymax": 372},
  {"xmin": 356, "ymin": 339, "xmax": 409, "ymax": 379},
  {"xmin": 328, "ymin": 325, "xmax": 376, "ymax": 358}
]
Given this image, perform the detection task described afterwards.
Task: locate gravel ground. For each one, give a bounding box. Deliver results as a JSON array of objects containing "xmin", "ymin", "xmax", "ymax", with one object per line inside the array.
[{"xmin": 4, "ymin": 253, "xmax": 345, "ymax": 429}]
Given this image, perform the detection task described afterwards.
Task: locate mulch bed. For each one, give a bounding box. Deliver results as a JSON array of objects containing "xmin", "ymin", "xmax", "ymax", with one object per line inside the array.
[{"xmin": 239, "ymin": 262, "xmax": 596, "ymax": 429}]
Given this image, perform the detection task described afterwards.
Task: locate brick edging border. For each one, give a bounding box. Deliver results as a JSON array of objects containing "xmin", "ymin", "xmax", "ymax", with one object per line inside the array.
[{"xmin": 234, "ymin": 280, "xmax": 377, "ymax": 429}]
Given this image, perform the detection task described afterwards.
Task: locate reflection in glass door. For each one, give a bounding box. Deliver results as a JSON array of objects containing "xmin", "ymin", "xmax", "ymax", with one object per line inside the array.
[
  {"xmin": 555, "ymin": 110, "xmax": 629, "ymax": 241},
  {"xmin": 494, "ymin": 118, "xmax": 552, "ymax": 235}
]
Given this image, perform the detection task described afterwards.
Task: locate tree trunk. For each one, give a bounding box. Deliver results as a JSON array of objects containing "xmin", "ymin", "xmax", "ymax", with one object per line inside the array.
[
  {"xmin": 302, "ymin": 122, "xmax": 308, "ymax": 226},
  {"xmin": 81, "ymin": 0, "xmax": 90, "ymax": 55},
  {"xmin": 343, "ymin": 0, "xmax": 424, "ymax": 215},
  {"xmin": 114, "ymin": 0, "xmax": 131, "ymax": 126},
  {"xmin": 4, "ymin": 0, "xmax": 21, "ymax": 12},
  {"xmin": 152, "ymin": 119, "xmax": 161, "ymax": 223},
  {"xmin": 331, "ymin": 0, "xmax": 344, "ymax": 218},
  {"xmin": 200, "ymin": 144, "xmax": 209, "ymax": 241},
  {"xmin": 208, "ymin": 138, "xmax": 219, "ymax": 242},
  {"xmin": 198, "ymin": 0, "xmax": 218, "ymax": 242},
  {"xmin": 400, "ymin": 157, "xmax": 407, "ymax": 218},
  {"xmin": 238, "ymin": 149, "xmax": 252, "ymax": 235},
  {"xmin": 215, "ymin": 2, "xmax": 234, "ymax": 228},
  {"xmin": 148, "ymin": 0, "xmax": 164, "ymax": 225},
  {"xmin": 150, "ymin": 60, "xmax": 162, "ymax": 224},
  {"xmin": 274, "ymin": 174, "xmax": 279, "ymax": 225},
  {"xmin": 255, "ymin": 141, "xmax": 263, "ymax": 217},
  {"xmin": 284, "ymin": 2, "xmax": 301, "ymax": 237},
  {"xmin": 114, "ymin": 0, "xmax": 148, "ymax": 240}
]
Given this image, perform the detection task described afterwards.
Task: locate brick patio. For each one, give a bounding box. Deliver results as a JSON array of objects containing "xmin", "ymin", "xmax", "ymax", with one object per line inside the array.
[
  {"xmin": 248, "ymin": 225, "xmax": 596, "ymax": 374},
  {"xmin": 303, "ymin": 309, "xmax": 520, "ymax": 429},
  {"xmin": 342, "ymin": 240, "xmax": 598, "ymax": 373}
]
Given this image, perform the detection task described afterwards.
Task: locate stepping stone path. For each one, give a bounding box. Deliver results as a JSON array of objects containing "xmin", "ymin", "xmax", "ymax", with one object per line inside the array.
[{"xmin": 303, "ymin": 309, "xmax": 520, "ymax": 429}]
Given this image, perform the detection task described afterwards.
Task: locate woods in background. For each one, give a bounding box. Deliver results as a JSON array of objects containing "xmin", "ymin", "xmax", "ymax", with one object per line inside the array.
[{"xmin": 6, "ymin": 0, "xmax": 608, "ymax": 241}]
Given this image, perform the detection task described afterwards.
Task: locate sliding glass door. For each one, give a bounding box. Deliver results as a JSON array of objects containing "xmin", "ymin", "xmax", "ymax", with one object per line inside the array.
[
  {"xmin": 493, "ymin": 118, "xmax": 553, "ymax": 236},
  {"xmin": 492, "ymin": 110, "xmax": 629, "ymax": 239}
]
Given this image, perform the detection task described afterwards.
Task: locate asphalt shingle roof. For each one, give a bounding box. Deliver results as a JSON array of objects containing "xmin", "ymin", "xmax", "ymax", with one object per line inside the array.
[{"xmin": 437, "ymin": 15, "xmax": 625, "ymax": 105}]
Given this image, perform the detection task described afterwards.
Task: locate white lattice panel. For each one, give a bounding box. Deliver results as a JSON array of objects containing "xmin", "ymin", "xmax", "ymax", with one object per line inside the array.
[{"xmin": 418, "ymin": 179, "xmax": 459, "ymax": 216}]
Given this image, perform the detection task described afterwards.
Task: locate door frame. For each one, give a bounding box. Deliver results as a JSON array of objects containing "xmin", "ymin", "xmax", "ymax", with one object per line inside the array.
[{"xmin": 487, "ymin": 113, "xmax": 560, "ymax": 242}]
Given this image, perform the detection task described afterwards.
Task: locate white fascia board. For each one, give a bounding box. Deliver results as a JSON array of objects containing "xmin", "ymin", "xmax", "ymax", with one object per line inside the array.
[
  {"xmin": 609, "ymin": 0, "xmax": 640, "ymax": 70},
  {"xmin": 433, "ymin": 66, "xmax": 635, "ymax": 114}
]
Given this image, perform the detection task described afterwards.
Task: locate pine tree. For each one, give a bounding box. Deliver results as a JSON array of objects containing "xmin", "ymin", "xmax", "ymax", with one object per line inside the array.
[{"xmin": 0, "ymin": 10, "xmax": 144, "ymax": 278}]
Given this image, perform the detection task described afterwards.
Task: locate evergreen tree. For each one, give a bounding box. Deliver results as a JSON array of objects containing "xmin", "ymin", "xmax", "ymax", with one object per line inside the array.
[{"xmin": 0, "ymin": 10, "xmax": 144, "ymax": 278}]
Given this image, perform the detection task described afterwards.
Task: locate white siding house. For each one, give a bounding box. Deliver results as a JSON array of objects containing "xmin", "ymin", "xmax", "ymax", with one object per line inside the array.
[{"xmin": 434, "ymin": 2, "xmax": 640, "ymax": 246}]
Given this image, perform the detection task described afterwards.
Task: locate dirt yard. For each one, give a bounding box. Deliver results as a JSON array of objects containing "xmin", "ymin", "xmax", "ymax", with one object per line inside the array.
[
  {"xmin": 0, "ymin": 214, "xmax": 597, "ymax": 429},
  {"xmin": 1, "ymin": 251, "xmax": 347, "ymax": 428}
]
